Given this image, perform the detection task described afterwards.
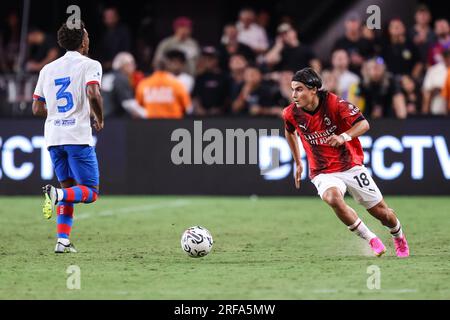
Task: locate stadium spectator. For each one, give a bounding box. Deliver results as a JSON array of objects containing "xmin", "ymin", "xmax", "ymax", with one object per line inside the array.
[
  {"xmin": 192, "ymin": 46, "xmax": 228, "ymax": 116},
  {"xmin": 98, "ymin": 7, "xmax": 132, "ymax": 71},
  {"xmin": 264, "ymin": 23, "xmax": 320, "ymax": 73},
  {"xmin": 329, "ymin": 48, "xmax": 360, "ymax": 105},
  {"xmin": 256, "ymin": 9, "xmax": 274, "ymax": 46},
  {"xmin": 398, "ymin": 75, "xmax": 422, "ymax": 116},
  {"xmin": 26, "ymin": 28, "xmax": 59, "ymax": 73},
  {"xmin": 359, "ymin": 57, "xmax": 405, "ymax": 119},
  {"xmin": 382, "ymin": 19, "xmax": 422, "ymax": 80},
  {"xmin": 236, "ymin": 8, "xmax": 269, "ymax": 55},
  {"xmin": 422, "ymin": 48, "xmax": 450, "ymax": 115},
  {"xmin": 408, "ymin": 4, "xmax": 436, "ymax": 64},
  {"xmin": 333, "ymin": 12, "xmax": 375, "ymax": 75},
  {"xmin": 276, "ymin": 70, "xmax": 293, "ymax": 107},
  {"xmin": 227, "ymin": 53, "xmax": 248, "ymax": 105},
  {"xmin": 362, "ymin": 25, "xmax": 382, "ymax": 56},
  {"xmin": 321, "ymin": 70, "xmax": 339, "ymax": 93},
  {"xmin": 153, "ymin": 16, "xmax": 200, "ymax": 76},
  {"xmin": 427, "ymin": 19, "xmax": 450, "ymax": 66},
  {"xmin": 231, "ymin": 65, "xmax": 284, "ymax": 117},
  {"xmin": 0, "ymin": 11, "xmax": 20, "ymax": 73},
  {"xmin": 218, "ymin": 23, "xmax": 255, "ymax": 73},
  {"xmin": 102, "ymin": 52, "xmax": 147, "ymax": 118},
  {"xmin": 135, "ymin": 57, "xmax": 192, "ymax": 119},
  {"xmin": 135, "ymin": 16, "xmax": 155, "ymax": 74},
  {"xmin": 440, "ymin": 53, "xmax": 450, "ymax": 115},
  {"xmin": 256, "ymin": 9, "xmax": 271, "ymax": 33},
  {"xmin": 165, "ymin": 49, "xmax": 194, "ymax": 93}
]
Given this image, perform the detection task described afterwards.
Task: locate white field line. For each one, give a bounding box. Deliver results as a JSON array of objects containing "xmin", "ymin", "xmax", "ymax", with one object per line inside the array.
[
  {"xmin": 116, "ymin": 288, "xmax": 425, "ymax": 297},
  {"xmin": 75, "ymin": 200, "xmax": 190, "ymax": 220},
  {"xmin": 311, "ymin": 288, "xmax": 419, "ymax": 294}
]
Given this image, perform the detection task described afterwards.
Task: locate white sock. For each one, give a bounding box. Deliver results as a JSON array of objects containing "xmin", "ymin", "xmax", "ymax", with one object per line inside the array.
[
  {"xmin": 56, "ymin": 188, "xmax": 64, "ymax": 201},
  {"xmin": 348, "ymin": 218, "xmax": 376, "ymax": 241},
  {"xmin": 389, "ymin": 219, "xmax": 403, "ymax": 238}
]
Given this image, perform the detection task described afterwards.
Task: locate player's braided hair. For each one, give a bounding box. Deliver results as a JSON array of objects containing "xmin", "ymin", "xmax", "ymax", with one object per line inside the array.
[
  {"xmin": 57, "ymin": 20, "xmax": 85, "ymax": 51},
  {"xmin": 292, "ymin": 67, "xmax": 322, "ymax": 90}
]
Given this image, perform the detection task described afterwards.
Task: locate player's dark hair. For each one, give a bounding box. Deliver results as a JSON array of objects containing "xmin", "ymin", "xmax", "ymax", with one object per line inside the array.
[
  {"xmin": 292, "ymin": 67, "xmax": 322, "ymax": 90},
  {"xmin": 57, "ymin": 20, "xmax": 85, "ymax": 51}
]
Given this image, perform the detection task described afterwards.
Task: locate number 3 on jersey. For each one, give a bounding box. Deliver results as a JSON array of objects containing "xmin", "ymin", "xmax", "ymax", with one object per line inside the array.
[{"xmin": 54, "ymin": 77, "xmax": 74, "ymax": 113}]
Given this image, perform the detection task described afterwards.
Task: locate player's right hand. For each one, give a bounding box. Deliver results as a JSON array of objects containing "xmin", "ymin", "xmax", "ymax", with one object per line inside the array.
[{"xmin": 295, "ymin": 164, "xmax": 303, "ymax": 189}]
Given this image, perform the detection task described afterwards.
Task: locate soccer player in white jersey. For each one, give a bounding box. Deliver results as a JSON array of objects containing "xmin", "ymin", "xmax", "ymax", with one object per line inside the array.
[{"xmin": 32, "ymin": 21, "xmax": 104, "ymax": 253}]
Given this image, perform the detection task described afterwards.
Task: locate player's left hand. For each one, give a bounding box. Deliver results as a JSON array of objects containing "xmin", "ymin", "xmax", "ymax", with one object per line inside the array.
[
  {"xmin": 327, "ymin": 134, "xmax": 345, "ymax": 148},
  {"xmin": 92, "ymin": 118, "xmax": 104, "ymax": 132}
]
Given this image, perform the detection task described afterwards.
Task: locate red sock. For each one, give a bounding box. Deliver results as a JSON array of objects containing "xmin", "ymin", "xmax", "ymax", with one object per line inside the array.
[{"xmin": 56, "ymin": 202, "xmax": 74, "ymax": 239}]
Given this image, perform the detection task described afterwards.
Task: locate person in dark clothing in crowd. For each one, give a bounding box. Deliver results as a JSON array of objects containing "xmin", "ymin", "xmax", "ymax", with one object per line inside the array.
[
  {"xmin": 218, "ymin": 23, "xmax": 255, "ymax": 73},
  {"xmin": 265, "ymin": 23, "xmax": 320, "ymax": 73},
  {"xmin": 359, "ymin": 57, "xmax": 405, "ymax": 119},
  {"xmin": 382, "ymin": 19, "xmax": 423, "ymax": 80},
  {"xmin": 26, "ymin": 28, "xmax": 59, "ymax": 73},
  {"xmin": 333, "ymin": 12, "xmax": 375, "ymax": 75},
  {"xmin": 98, "ymin": 7, "xmax": 132, "ymax": 71},
  {"xmin": 399, "ymin": 74, "xmax": 422, "ymax": 116},
  {"xmin": 227, "ymin": 53, "xmax": 248, "ymax": 107},
  {"xmin": 232, "ymin": 64, "xmax": 284, "ymax": 117},
  {"xmin": 0, "ymin": 10, "xmax": 21, "ymax": 73},
  {"xmin": 193, "ymin": 46, "xmax": 229, "ymax": 116},
  {"xmin": 165, "ymin": 49, "xmax": 195, "ymax": 93},
  {"xmin": 408, "ymin": 4, "xmax": 436, "ymax": 64}
]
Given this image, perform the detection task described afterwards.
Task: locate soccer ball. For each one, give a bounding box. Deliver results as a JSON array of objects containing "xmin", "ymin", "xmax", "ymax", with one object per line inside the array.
[{"xmin": 181, "ymin": 226, "xmax": 213, "ymax": 258}]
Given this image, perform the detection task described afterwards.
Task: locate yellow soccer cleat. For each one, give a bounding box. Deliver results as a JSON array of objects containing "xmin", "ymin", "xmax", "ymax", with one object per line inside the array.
[
  {"xmin": 43, "ymin": 192, "xmax": 53, "ymax": 219},
  {"xmin": 42, "ymin": 185, "xmax": 58, "ymax": 219}
]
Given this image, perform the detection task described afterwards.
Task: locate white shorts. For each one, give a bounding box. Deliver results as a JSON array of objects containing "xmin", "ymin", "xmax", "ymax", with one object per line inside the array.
[{"xmin": 311, "ymin": 165, "xmax": 383, "ymax": 209}]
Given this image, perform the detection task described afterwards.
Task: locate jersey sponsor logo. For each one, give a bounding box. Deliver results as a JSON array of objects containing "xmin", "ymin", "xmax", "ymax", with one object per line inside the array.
[
  {"xmin": 299, "ymin": 123, "xmax": 307, "ymax": 131},
  {"xmin": 348, "ymin": 103, "xmax": 360, "ymax": 116},
  {"xmin": 303, "ymin": 125, "xmax": 337, "ymax": 145},
  {"xmin": 54, "ymin": 119, "xmax": 76, "ymax": 127}
]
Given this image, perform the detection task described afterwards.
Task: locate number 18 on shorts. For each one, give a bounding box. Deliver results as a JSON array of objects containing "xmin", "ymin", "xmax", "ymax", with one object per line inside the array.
[{"xmin": 311, "ymin": 165, "xmax": 383, "ymax": 210}]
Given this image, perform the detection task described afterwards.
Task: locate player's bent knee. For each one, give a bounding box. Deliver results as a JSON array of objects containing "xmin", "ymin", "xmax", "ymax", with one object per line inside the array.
[
  {"xmin": 322, "ymin": 189, "xmax": 344, "ymax": 208},
  {"xmin": 84, "ymin": 186, "xmax": 99, "ymax": 203}
]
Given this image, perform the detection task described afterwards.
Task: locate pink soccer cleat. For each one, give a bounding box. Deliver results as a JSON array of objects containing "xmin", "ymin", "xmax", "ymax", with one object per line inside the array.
[
  {"xmin": 369, "ymin": 237, "xmax": 386, "ymax": 257},
  {"xmin": 393, "ymin": 235, "xmax": 410, "ymax": 258}
]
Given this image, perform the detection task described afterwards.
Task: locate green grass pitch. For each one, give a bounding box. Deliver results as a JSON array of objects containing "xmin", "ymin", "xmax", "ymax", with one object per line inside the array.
[{"xmin": 0, "ymin": 195, "xmax": 449, "ymax": 299}]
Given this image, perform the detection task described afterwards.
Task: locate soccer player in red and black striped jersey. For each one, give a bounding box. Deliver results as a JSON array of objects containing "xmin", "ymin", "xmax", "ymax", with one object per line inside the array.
[{"xmin": 283, "ymin": 68, "xmax": 409, "ymax": 257}]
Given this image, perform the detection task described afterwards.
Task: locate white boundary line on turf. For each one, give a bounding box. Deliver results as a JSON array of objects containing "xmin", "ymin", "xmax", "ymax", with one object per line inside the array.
[
  {"xmin": 312, "ymin": 288, "xmax": 418, "ymax": 294},
  {"xmin": 75, "ymin": 200, "xmax": 190, "ymax": 220}
]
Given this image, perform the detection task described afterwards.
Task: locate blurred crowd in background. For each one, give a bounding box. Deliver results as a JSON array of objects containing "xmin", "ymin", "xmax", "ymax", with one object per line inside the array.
[{"xmin": 1, "ymin": 4, "xmax": 450, "ymax": 119}]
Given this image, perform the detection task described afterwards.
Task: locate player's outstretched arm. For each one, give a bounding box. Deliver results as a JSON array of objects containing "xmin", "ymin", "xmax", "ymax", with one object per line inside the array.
[
  {"xmin": 285, "ymin": 129, "xmax": 303, "ymax": 189},
  {"xmin": 32, "ymin": 100, "xmax": 47, "ymax": 117},
  {"xmin": 87, "ymin": 83, "xmax": 104, "ymax": 132}
]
